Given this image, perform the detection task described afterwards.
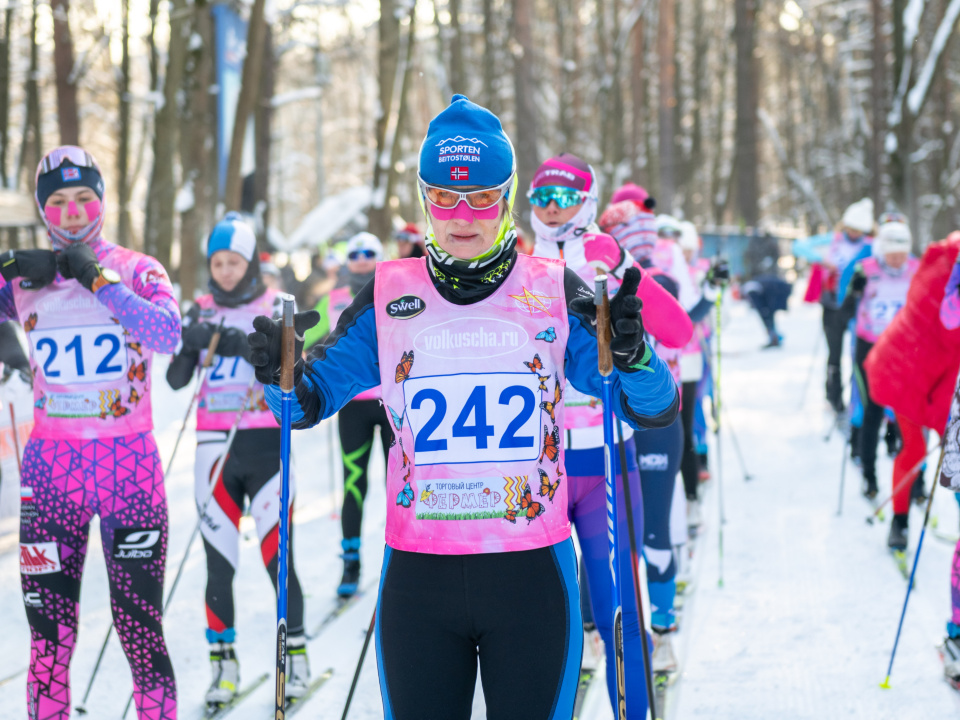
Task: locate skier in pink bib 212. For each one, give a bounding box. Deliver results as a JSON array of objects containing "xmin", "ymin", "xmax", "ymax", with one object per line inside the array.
[{"xmin": 0, "ymin": 146, "xmax": 181, "ymax": 720}]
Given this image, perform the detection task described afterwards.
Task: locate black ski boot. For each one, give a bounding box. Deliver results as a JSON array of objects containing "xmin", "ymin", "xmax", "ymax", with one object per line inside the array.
[
  {"xmin": 336, "ymin": 537, "xmax": 361, "ymax": 598},
  {"xmin": 849, "ymin": 425, "xmax": 862, "ymax": 466},
  {"xmin": 826, "ymin": 366, "xmax": 845, "ymax": 414},
  {"xmin": 888, "ymin": 514, "xmax": 908, "ymax": 551},
  {"xmin": 862, "ymin": 472, "xmax": 879, "ymax": 500}
]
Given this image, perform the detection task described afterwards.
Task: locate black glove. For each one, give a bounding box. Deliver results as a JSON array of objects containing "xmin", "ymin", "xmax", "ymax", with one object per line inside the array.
[
  {"xmin": 0, "ymin": 249, "xmax": 57, "ymax": 289},
  {"xmin": 56, "ymin": 243, "xmax": 101, "ymax": 291},
  {"xmin": 851, "ymin": 272, "xmax": 867, "ymax": 293},
  {"xmin": 181, "ymin": 321, "xmax": 216, "ymax": 352},
  {"xmin": 248, "ymin": 310, "xmax": 320, "ymax": 386},
  {"xmin": 0, "ymin": 320, "xmax": 32, "ymax": 386},
  {"xmin": 706, "ymin": 257, "xmax": 731, "ymax": 286},
  {"xmin": 215, "ymin": 328, "xmax": 253, "ymax": 361},
  {"xmin": 570, "ymin": 267, "xmax": 648, "ymax": 372}
]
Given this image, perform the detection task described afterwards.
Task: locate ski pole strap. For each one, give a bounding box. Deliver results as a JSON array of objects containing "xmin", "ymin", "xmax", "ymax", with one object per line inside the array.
[
  {"xmin": 280, "ymin": 295, "xmax": 296, "ymax": 393},
  {"xmin": 595, "ymin": 275, "xmax": 612, "ymax": 377},
  {"xmin": 201, "ymin": 317, "xmax": 226, "ymax": 369}
]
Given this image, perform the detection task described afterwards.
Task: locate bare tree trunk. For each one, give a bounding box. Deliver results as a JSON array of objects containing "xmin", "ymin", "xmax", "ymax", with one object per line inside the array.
[
  {"xmin": 733, "ymin": 0, "xmax": 758, "ymax": 226},
  {"xmin": 889, "ymin": 0, "xmax": 911, "ymax": 214},
  {"xmin": 16, "ymin": 0, "xmax": 42, "ymax": 198},
  {"xmin": 144, "ymin": 0, "xmax": 189, "ymax": 267},
  {"xmin": 116, "ymin": 0, "xmax": 131, "ymax": 245},
  {"xmin": 383, "ymin": 7, "xmax": 418, "ymax": 217},
  {"xmin": 658, "ymin": 0, "xmax": 677, "ymax": 212},
  {"xmin": 449, "ymin": 0, "xmax": 465, "ymax": 93},
  {"xmin": 869, "ymin": 0, "xmax": 885, "ymax": 210},
  {"xmin": 368, "ymin": 0, "xmax": 400, "ymax": 241},
  {"xmin": 685, "ymin": 0, "xmax": 707, "ymax": 217},
  {"xmin": 0, "ymin": 8, "xmax": 12, "ymax": 188},
  {"xmin": 252, "ymin": 26, "xmax": 274, "ymax": 227},
  {"xmin": 224, "ymin": 0, "xmax": 267, "ymax": 211},
  {"xmin": 630, "ymin": 9, "xmax": 645, "ymax": 179},
  {"xmin": 51, "ymin": 0, "xmax": 79, "ymax": 146},
  {"xmin": 512, "ymin": 0, "xmax": 539, "ymax": 231},
  {"xmin": 179, "ymin": 0, "xmax": 216, "ymax": 303},
  {"xmin": 482, "ymin": 0, "xmax": 499, "ymax": 114}
]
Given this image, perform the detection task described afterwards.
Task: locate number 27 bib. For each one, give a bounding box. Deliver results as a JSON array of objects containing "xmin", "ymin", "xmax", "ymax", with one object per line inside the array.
[{"xmin": 375, "ymin": 255, "xmax": 572, "ymax": 555}]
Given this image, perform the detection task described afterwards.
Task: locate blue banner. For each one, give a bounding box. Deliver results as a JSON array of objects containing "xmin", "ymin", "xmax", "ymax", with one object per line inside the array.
[{"xmin": 212, "ymin": 3, "xmax": 247, "ymax": 197}]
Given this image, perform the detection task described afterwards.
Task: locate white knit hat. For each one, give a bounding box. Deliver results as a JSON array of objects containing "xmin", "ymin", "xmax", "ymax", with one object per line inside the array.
[
  {"xmin": 841, "ymin": 198, "xmax": 875, "ymax": 234},
  {"xmin": 873, "ymin": 221, "xmax": 912, "ymax": 256},
  {"xmin": 655, "ymin": 214, "xmax": 682, "ymax": 237}
]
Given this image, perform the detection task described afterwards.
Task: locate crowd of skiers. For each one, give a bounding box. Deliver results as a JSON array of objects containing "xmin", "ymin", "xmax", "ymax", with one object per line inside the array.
[
  {"xmin": 804, "ymin": 197, "xmax": 960, "ymax": 685},
  {"xmin": 1, "ymin": 90, "xmax": 959, "ymax": 720}
]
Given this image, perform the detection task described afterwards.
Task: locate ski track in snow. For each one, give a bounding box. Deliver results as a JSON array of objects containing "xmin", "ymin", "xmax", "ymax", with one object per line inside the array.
[{"xmin": 1, "ymin": 293, "xmax": 960, "ymax": 718}]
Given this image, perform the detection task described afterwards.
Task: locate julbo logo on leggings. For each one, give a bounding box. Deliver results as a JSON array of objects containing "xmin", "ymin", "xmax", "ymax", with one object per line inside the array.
[{"xmin": 113, "ymin": 528, "xmax": 161, "ymax": 561}]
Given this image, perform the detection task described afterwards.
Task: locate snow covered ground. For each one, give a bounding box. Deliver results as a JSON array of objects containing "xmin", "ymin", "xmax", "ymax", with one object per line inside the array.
[{"xmin": 0, "ymin": 291, "xmax": 959, "ymax": 719}]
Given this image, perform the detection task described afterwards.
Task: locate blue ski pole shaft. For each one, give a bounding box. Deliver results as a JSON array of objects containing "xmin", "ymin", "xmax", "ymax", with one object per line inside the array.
[
  {"xmin": 276, "ymin": 295, "xmax": 297, "ymax": 717},
  {"xmin": 595, "ymin": 275, "xmax": 628, "ymax": 719},
  {"xmin": 881, "ymin": 440, "xmax": 948, "ymax": 689},
  {"xmin": 615, "ymin": 420, "xmax": 658, "ymax": 719}
]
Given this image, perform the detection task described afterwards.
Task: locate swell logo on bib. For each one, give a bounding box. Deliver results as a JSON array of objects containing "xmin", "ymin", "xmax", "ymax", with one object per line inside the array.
[
  {"xmin": 414, "ymin": 317, "xmax": 528, "ymax": 359},
  {"xmin": 386, "ymin": 295, "xmax": 426, "ymax": 319}
]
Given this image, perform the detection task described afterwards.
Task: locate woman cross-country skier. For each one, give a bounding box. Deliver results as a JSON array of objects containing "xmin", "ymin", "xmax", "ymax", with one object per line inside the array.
[
  {"xmin": 165, "ymin": 214, "xmax": 310, "ymax": 706},
  {"xmin": 816, "ymin": 198, "xmax": 874, "ymax": 415},
  {"xmin": 249, "ymin": 95, "xmax": 679, "ymax": 719},
  {"xmin": 843, "ymin": 219, "xmax": 919, "ymax": 501},
  {"xmin": 0, "ymin": 146, "xmax": 180, "ymax": 719},
  {"xmin": 303, "ymin": 231, "xmax": 388, "ymax": 598},
  {"xmin": 865, "ymin": 231, "xmax": 960, "ymax": 552},
  {"xmin": 527, "ymin": 152, "xmax": 692, "ymax": 717}
]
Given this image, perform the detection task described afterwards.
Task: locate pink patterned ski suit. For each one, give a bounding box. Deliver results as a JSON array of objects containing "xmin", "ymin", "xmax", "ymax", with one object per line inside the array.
[{"xmin": 0, "ymin": 236, "xmax": 181, "ymax": 720}]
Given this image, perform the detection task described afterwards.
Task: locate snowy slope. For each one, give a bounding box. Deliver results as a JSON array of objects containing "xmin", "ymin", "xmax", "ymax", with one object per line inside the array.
[{"xmin": 0, "ymin": 294, "xmax": 958, "ymax": 719}]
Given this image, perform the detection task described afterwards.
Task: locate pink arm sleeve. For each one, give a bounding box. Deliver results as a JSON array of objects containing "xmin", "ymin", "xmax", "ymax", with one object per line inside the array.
[{"xmin": 636, "ymin": 265, "xmax": 694, "ymax": 348}]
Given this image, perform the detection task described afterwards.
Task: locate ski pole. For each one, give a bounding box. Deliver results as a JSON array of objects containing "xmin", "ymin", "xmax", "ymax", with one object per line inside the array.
[
  {"xmin": 328, "ymin": 416, "xmax": 339, "ymax": 519},
  {"xmin": 880, "ymin": 438, "xmax": 948, "ymax": 689},
  {"xmin": 9, "ymin": 403, "xmax": 21, "ymax": 475},
  {"xmin": 714, "ymin": 284, "xmax": 726, "ymax": 587},
  {"xmin": 836, "ymin": 433, "xmax": 850, "ymax": 516},
  {"xmin": 721, "ymin": 407, "xmax": 753, "ymax": 481},
  {"xmin": 275, "ymin": 294, "xmax": 297, "ymax": 719},
  {"xmin": 117, "ymin": 375, "xmax": 258, "ymax": 719},
  {"xmin": 595, "ymin": 275, "xmax": 628, "ymax": 719},
  {"xmin": 165, "ymin": 318, "xmax": 225, "ymax": 475},
  {"xmin": 341, "ymin": 608, "xmax": 377, "ymax": 720},
  {"xmin": 865, "ymin": 442, "xmax": 940, "ymax": 525},
  {"xmin": 615, "ymin": 419, "xmax": 659, "ymax": 720},
  {"xmin": 78, "ymin": 322, "xmax": 226, "ymax": 716},
  {"xmin": 797, "ymin": 320, "xmax": 823, "ymax": 410}
]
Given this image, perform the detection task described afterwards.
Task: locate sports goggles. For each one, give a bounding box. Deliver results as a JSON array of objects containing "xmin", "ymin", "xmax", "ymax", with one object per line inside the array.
[
  {"xmin": 418, "ymin": 174, "xmax": 513, "ymax": 211},
  {"xmin": 526, "ymin": 186, "xmax": 588, "ymax": 209},
  {"xmin": 38, "ymin": 146, "xmax": 100, "ymax": 175},
  {"xmin": 348, "ymin": 249, "xmax": 377, "ymax": 261}
]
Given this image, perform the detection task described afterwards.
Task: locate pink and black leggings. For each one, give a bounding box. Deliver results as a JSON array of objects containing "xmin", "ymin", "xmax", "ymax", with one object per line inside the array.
[{"xmin": 19, "ymin": 432, "xmax": 176, "ymax": 720}]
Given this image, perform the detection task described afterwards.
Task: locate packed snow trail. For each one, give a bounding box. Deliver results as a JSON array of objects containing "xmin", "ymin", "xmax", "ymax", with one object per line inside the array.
[{"xmin": 1, "ymin": 293, "xmax": 959, "ymax": 718}]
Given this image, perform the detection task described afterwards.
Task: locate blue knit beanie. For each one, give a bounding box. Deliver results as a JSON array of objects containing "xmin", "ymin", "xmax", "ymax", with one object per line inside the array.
[
  {"xmin": 206, "ymin": 212, "xmax": 257, "ymax": 262},
  {"xmin": 418, "ymin": 94, "xmax": 515, "ymax": 188}
]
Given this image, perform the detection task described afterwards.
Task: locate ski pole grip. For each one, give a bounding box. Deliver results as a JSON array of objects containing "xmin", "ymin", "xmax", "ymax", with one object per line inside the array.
[
  {"xmin": 279, "ymin": 294, "xmax": 296, "ymax": 393},
  {"xmin": 201, "ymin": 317, "xmax": 226, "ymax": 368},
  {"xmin": 595, "ymin": 275, "xmax": 613, "ymax": 377}
]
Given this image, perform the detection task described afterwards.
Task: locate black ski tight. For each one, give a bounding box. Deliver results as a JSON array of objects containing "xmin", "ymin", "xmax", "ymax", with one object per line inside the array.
[
  {"xmin": 680, "ymin": 380, "xmax": 700, "ymax": 500},
  {"xmin": 854, "ymin": 338, "xmax": 886, "ymax": 483},
  {"xmin": 338, "ymin": 399, "xmax": 390, "ymax": 540}
]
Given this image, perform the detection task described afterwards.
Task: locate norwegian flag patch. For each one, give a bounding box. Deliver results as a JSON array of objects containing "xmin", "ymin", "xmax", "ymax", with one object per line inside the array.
[
  {"xmin": 450, "ymin": 166, "xmax": 469, "ymax": 181},
  {"xmin": 61, "ymin": 167, "xmax": 80, "ymax": 182}
]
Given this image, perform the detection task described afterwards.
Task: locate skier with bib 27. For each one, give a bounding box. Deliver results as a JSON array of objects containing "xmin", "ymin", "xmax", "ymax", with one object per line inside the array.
[
  {"xmin": 248, "ymin": 95, "xmax": 679, "ymax": 719},
  {"xmin": 165, "ymin": 214, "xmax": 310, "ymax": 707}
]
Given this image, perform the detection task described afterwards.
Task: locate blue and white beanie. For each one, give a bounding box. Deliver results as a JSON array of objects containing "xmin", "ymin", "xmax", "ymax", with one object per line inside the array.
[
  {"xmin": 418, "ymin": 94, "xmax": 515, "ymax": 188},
  {"xmin": 206, "ymin": 212, "xmax": 257, "ymax": 262}
]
